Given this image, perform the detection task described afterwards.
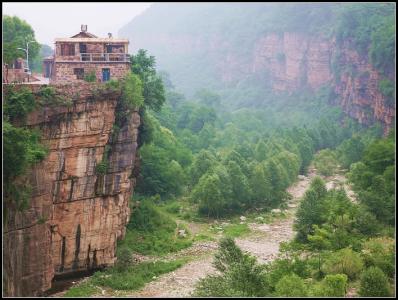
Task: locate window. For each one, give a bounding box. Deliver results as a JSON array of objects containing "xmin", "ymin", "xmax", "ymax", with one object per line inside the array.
[
  {"xmin": 60, "ymin": 43, "xmax": 75, "ymax": 56},
  {"xmin": 74, "ymin": 68, "xmax": 84, "ymax": 80},
  {"xmin": 79, "ymin": 43, "xmax": 87, "ymax": 54}
]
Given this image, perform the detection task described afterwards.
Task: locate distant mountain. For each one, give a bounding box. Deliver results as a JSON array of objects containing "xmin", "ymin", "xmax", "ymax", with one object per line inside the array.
[{"xmin": 120, "ymin": 3, "xmax": 395, "ymax": 130}]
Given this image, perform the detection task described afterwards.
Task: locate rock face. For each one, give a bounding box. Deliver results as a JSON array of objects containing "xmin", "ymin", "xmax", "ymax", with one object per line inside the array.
[
  {"xmin": 127, "ymin": 30, "xmax": 394, "ymax": 132},
  {"xmin": 331, "ymin": 40, "xmax": 395, "ymax": 133},
  {"xmin": 3, "ymin": 83, "xmax": 140, "ymax": 296},
  {"xmin": 251, "ymin": 33, "xmax": 394, "ymax": 132},
  {"xmin": 252, "ymin": 32, "xmax": 332, "ymax": 92}
]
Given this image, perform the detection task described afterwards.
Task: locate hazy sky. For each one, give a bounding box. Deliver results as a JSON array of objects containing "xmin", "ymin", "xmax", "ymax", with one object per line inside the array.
[{"xmin": 3, "ymin": 2, "xmax": 152, "ymax": 47}]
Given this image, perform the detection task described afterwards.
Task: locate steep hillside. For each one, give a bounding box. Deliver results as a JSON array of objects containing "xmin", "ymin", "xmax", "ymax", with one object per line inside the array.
[
  {"xmin": 120, "ymin": 3, "xmax": 395, "ymax": 131},
  {"xmin": 3, "ymin": 83, "xmax": 140, "ymax": 296}
]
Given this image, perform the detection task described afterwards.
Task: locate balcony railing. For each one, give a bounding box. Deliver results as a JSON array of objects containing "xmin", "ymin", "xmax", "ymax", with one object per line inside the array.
[{"xmin": 79, "ymin": 53, "xmax": 130, "ymax": 62}]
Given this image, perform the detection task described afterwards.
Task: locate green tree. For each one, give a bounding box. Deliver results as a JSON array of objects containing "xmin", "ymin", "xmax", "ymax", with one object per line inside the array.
[
  {"xmin": 359, "ymin": 267, "xmax": 391, "ymax": 297},
  {"xmin": 361, "ymin": 237, "xmax": 395, "ymax": 278},
  {"xmin": 121, "ymin": 72, "xmax": 145, "ymax": 109},
  {"xmin": 115, "ymin": 248, "xmax": 133, "ymax": 272},
  {"xmin": 188, "ymin": 106, "xmax": 217, "ymax": 133},
  {"xmin": 322, "ymin": 248, "xmax": 364, "ymax": 280},
  {"xmin": 225, "ymin": 160, "xmax": 251, "ymax": 209},
  {"xmin": 307, "ymin": 225, "xmax": 332, "ymax": 277},
  {"xmin": 194, "ymin": 88, "xmax": 221, "ymax": 109},
  {"xmin": 294, "ymin": 177, "xmax": 327, "ymax": 242},
  {"xmin": 131, "ymin": 49, "xmax": 165, "ymax": 111},
  {"xmin": 190, "ymin": 150, "xmax": 217, "ymax": 186},
  {"xmin": 254, "ymin": 140, "xmax": 268, "ymax": 162},
  {"xmin": 348, "ymin": 136, "xmax": 395, "ymax": 225},
  {"xmin": 192, "ymin": 173, "xmax": 225, "ymax": 218},
  {"xmin": 310, "ymin": 274, "xmax": 348, "ymax": 297},
  {"xmin": 336, "ymin": 135, "xmax": 365, "ymax": 169},
  {"xmin": 3, "ymin": 15, "xmax": 40, "ymax": 65},
  {"xmin": 225, "ymin": 150, "xmax": 251, "ymax": 177},
  {"xmin": 4, "ymin": 87, "xmax": 36, "ymax": 123},
  {"xmin": 275, "ymin": 274, "xmax": 308, "ymax": 297},
  {"xmin": 362, "ymin": 138, "xmax": 395, "ymax": 174},
  {"xmin": 248, "ymin": 162, "xmax": 273, "ymax": 208},
  {"xmin": 313, "ymin": 149, "xmax": 339, "ymax": 176},
  {"xmin": 195, "ymin": 238, "xmax": 269, "ymax": 296}
]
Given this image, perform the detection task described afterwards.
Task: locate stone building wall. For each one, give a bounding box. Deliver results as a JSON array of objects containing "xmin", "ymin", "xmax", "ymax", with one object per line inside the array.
[{"xmin": 53, "ymin": 62, "xmax": 130, "ymax": 83}]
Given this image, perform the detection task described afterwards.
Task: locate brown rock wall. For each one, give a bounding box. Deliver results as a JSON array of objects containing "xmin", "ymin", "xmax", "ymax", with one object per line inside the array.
[{"xmin": 3, "ymin": 83, "xmax": 140, "ymax": 296}]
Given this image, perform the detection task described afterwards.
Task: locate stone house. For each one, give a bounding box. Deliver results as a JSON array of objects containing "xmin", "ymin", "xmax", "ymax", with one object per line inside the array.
[
  {"xmin": 45, "ymin": 25, "xmax": 130, "ymax": 83},
  {"xmin": 3, "ymin": 58, "xmax": 31, "ymax": 83}
]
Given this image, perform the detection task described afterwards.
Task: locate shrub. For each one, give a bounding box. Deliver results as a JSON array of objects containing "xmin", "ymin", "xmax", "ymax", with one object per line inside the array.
[
  {"xmin": 104, "ymin": 79, "xmax": 121, "ymax": 92},
  {"xmin": 194, "ymin": 275, "xmax": 246, "ymax": 297},
  {"xmin": 194, "ymin": 238, "xmax": 269, "ymax": 297},
  {"xmin": 163, "ymin": 201, "xmax": 181, "ymax": 214},
  {"xmin": 323, "ymin": 274, "xmax": 348, "ymax": 296},
  {"xmin": 294, "ymin": 177, "xmax": 328, "ymax": 242},
  {"xmin": 84, "ymin": 70, "xmax": 97, "ymax": 82},
  {"xmin": 313, "ymin": 149, "xmax": 339, "ymax": 176},
  {"xmin": 310, "ymin": 274, "xmax": 348, "ymax": 297},
  {"xmin": 95, "ymin": 160, "xmax": 108, "ymax": 175},
  {"xmin": 115, "ymin": 247, "xmax": 133, "ymax": 272},
  {"xmin": 95, "ymin": 145, "xmax": 111, "ymax": 175},
  {"xmin": 359, "ymin": 267, "xmax": 390, "ymax": 297},
  {"xmin": 361, "ymin": 237, "xmax": 395, "ymax": 278},
  {"xmin": 120, "ymin": 199, "xmax": 192, "ymax": 256},
  {"xmin": 267, "ymin": 257, "xmax": 311, "ymax": 289},
  {"xmin": 4, "ymin": 86, "xmax": 36, "ymax": 123},
  {"xmin": 379, "ymin": 78, "xmax": 395, "ymax": 107},
  {"xmin": 275, "ymin": 274, "xmax": 308, "ymax": 297},
  {"xmin": 121, "ymin": 72, "xmax": 144, "ymax": 109},
  {"xmin": 322, "ymin": 248, "xmax": 364, "ymax": 280}
]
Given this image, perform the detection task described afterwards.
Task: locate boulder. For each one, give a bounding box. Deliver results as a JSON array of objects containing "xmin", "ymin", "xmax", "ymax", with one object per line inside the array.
[{"xmin": 178, "ymin": 229, "xmax": 187, "ymax": 237}]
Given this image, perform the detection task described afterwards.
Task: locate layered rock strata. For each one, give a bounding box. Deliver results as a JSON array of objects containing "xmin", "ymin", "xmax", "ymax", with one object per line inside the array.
[
  {"xmin": 129, "ymin": 31, "xmax": 395, "ymax": 131},
  {"xmin": 3, "ymin": 83, "xmax": 140, "ymax": 296}
]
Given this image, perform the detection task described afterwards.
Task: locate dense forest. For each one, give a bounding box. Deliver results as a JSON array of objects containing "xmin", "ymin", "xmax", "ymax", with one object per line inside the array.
[{"xmin": 3, "ymin": 3, "xmax": 396, "ymax": 298}]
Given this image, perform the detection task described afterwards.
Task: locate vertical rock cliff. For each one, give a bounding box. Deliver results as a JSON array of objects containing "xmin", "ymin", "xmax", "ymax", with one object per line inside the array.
[
  {"xmin": 3, "ymin": 83, "xmax": 140, "ymax": 296},
  {"xmin": 126, "ymin": 30, "xmax": 394, "ymax": 132},
  {"xmin": 251, "ymin": 32, "xmax": 395, "ymax": 132},
  {"xmin": 331, "ymin": 40, "xmax": 395, "ymax": 133}
]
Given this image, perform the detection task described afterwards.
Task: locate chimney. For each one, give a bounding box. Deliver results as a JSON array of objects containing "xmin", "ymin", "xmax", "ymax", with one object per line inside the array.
[
  {"xmin": 81, "ymin": 25, "xmax": 87, "ymax": 32},
  {"xmin": 108, "ymin": 32, "xmax": 113, "ymax": 38}
]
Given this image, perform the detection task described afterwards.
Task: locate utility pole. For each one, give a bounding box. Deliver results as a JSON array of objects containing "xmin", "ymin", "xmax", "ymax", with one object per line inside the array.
[{"xmin": 17, "ymin": 40, "xmax": 36, "ymax": 81}]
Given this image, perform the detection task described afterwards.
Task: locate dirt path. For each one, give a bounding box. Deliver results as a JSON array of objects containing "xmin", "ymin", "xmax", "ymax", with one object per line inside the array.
[{"xmin": 125, "ymin": 168, "xmax": 319, "ymax": 297}]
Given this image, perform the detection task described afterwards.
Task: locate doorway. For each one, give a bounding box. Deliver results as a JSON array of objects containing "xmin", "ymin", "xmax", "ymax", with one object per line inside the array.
[{"xmin": 102, "ymin": 68, "xmax": 110, "ymax": 82}]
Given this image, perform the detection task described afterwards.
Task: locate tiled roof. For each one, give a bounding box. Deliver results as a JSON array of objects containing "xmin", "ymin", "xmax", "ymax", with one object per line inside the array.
[{"xmin": 70, "ymin": 31, "xmax": 98, "ymax": 38}]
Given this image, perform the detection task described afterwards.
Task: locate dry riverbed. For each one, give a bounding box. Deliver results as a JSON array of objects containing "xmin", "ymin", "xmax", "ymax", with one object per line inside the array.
[
  {"xmin": 56, "ymin": 167, "xmax": 355, "ymax": 297},
  {"xmin": 124, "ymin": 168, "xmax": 322, "ymax": 297}
]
